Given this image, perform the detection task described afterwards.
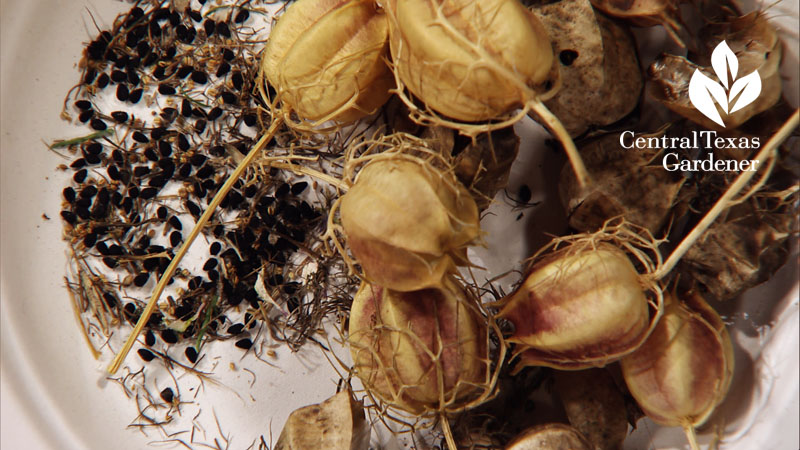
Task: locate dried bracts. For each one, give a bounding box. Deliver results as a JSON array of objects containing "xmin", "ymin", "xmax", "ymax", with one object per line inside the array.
[{"xmin": 261, "ymin": 0, "xmax": 393, "ymax": 125}]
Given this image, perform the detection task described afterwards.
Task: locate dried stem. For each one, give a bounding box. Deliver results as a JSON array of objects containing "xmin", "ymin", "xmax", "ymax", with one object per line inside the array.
[
  {"xmin": 684, "ymin": 424, "xmax": 701, "ymax": 450},
  {"xmin": 440, "ymin": 413, "xmax": 457, "ymax": 450},
  {"xmin": 653, "ymin": 109, "xmax": 799, "ymax": 280},
  {"xmin": 528, "ymin": 99, "xmax": 590, "ymax": 189},
  {"xmin": 108, "ymin": 119, "xmax": 284, "ymax": 374}
]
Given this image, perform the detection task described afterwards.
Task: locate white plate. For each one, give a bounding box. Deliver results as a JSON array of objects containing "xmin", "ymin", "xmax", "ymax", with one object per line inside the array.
[{"xmin": 1, "ymin": 1, "xmax": 797, "ymax": 449}]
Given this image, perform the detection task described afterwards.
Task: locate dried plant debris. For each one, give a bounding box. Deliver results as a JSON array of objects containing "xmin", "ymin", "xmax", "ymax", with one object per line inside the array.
[
  {"xmin": 274, "ymin": 389, "xmax": 370, "ymax": 450},
  {"xmin": 589, "ymin": 0, "xmax": 683, "ymax": 45},
  {"xmin": 559, "ymin": 132, "xmax": 685, "ymax": 234},
  {"xmin": 649, "ymin": 12, "xmax": 782, "ymax": 130},
  {"xmin": 506, "ymin": 423, "xmax": 592, "ymax": 450},
  {"xmin": 531, "ymin": 0, "xmax": 643, "ymax": 137}
]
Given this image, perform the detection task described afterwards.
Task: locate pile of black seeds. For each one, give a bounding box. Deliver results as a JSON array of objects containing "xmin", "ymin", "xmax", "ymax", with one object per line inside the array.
[{"xmin": 57, "ymin": 0, "xmax": 357, "ymax": 368}]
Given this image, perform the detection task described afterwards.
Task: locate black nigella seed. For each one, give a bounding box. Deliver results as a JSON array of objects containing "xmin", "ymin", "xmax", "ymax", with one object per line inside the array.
[
  {"xmin": 116, "ymin": 84, "xmax": 130, "ymax": 101},
  {"xmin": 222, "ymin": 48, "xmax": 235, "ymax": 62},
  {"xmin": 275, "ymin": 183, "xmax": 290, "ymax": 198},
  {"xmin": 96, "ymin": 188, "xmax": 109, "ymax": 204},
  {"xmin": 74, "ymin": 100, "xmax": 92, "ymax": 110},
  {"xmin": 78, "ymin": 110, "xmax": 94, "ymax": 123},
  {"xmin": 194, "ymin": 119, "xmax": 207, "ymax": 134},
  {"xmin": 291, "ymin": 182, "xmax": 308, "ymax": 195},
  {"xmin": 138, "ymin": 348, "xmax": 156, "ymax": 362},
  {"xmin": 145, "ymin": 330, "xmax": 156, "ymax": 346},
  {"xmin": 175, "ymin": 24, "xmax": 188, "ymax": 40},
  {"xmin": 216, "ymin": 61, "xmax": 230, "ymax": 77},
  {"xmin": 102, "ymin": 292, "xmax": 118, "ymax": 308},
  {"xmin": 96, "ymin": 73, "xmax": 110, "ymax": 88},
  {"xmin": 127, "ymin": 70, "xmax": 140, "ymax": 86},
  {"xmin": 209, "ymin": 242, "xmax": 222, "ymax": 255},
  {"xmin": 170, "ymin": 231, "xmax": 182, "ymax": 247},
  {"xmin": 185, "ymin": 347, "xmax": 199, "ymax": 363},
  {"xmin": 85, "ymin": 142, "xmax": 103, "ymax": 155},
  {"xmin": 158, "ymin": 140, "xmax": 172, "ymax": 157},
  {"xmin": 168, "ymin": 215, "xmax": 182, "ymax": 230},
  {"xmin": 136, "ymin": 41, "xmax": 151, "ymax": 57},
  {"xmin": 243, "ymin": 114, "xmax": 257, "ymax": 127},
  {"xmin": 181, "ymin": 98, "xmax": 193, "ymax": 117},
  {"xmin": 190, "ymin": 70, "xmax": 208, "ymax": 84},
  {"xmin": 176, "ymin": 65, "xmax": 193, "ymax": 79},
  {"xmin": 203, "ymin": 258, "xmax": 218, "ymax": 271},
  {"xmin": 83, "ymin": 233, "xmax": 98, "ymax": 248},
  {"xmin": 123, "ymin": 303, "xmax": 136, "ymax": 316},
  {"xmin": 107, "ymin": 244, "xmax": 124, "ymax": 256},
  {"xmin": 111, "ymin": 70, "xmax": 127, "ymax": 83},
  {"xmin": 164, "ymin": 47, "xmax": 177, "ymax": 60},
  {"xmin": 128, "ymin": 88, "xmax": 143, "ymax": 103},
  {"xmin": 111, "ymin": 190, "xmax": 123, "ymax": 206},
  {"xmin": 133, "ymin": 166, "xmax": 150, "ymax": 178},
  {"xmin": 188, "ymin": 9, "xmax": 202, "ymax": 21},
  {"xmin": 160, "ymin": 387, "xmax": 174, "ymax": 403},
  {"xmin": 207, "ymin": 269, "xmax": 219, "ymax": 281},
  {"xmin": 73, "ymin": 169, "xmax": 88, "ymax": 183},
  {"xmin": 83, "ymin": 69, "xmax": 97, "ymax": 84},
  {"xmin": 231, "ymin": 72, "xmax": 243, "ymax": 90},
  {"xmin": 90, "ymin": 118, "xmax": 107, "ymax": 131},
  {"xmin": 158, "ymin": 158, "xmax": 175, "ymax": 172},
  {"xmin": 76, "ymin": 206, "xmax": 91, "ymax": 220},
  {"xmin": 142, "ymin": 52, "xmax": 158, "ymax": 67},
  {"xmin": 143, "ymin": 257, "xmax": 159, "ymax": 272},
  {"xmin": 220, "ymin": 91, "xmax": 237, "ymax": 104},
  {"xmin": 149, "ymin": 20, "xmax": 162, "ymax": 37},
  {"xmin": 209, "ymin": 145, "xmax": 225, "ymax": 157},
  {"xmin": 208, "ymin": 107, "xmax": 222, "ymax": 121},
  {"xmin": 151, "ymin": 127, "xmax": 167, "ymax": 140},
  {"xmin": 169, "ymin": 11, "xmax": 181, "ymax": 26},
  {"xmin": 177, "ymin": 134, "xmax": 190, "ymax": 151},
  {"xmin": 178, "ymin": 163, "xmax": 192, "ymax": 177},
  {"xmin": 160, "ymin": 329, "xmax": 179, "ymax": 344},
  {"xmin": 203, "ymin": 19, "xmax": 215, "ymax": 36},
  {"xmin": 158, "ymin": 84, "xmax": 176, "ymax": 95},
  {"xmin": 235, "ymin": 338, "xmax": 253, "ymax": 350},
  {"xmin": 149, "ymin": 176, "xmax": 168, "ymax": 188},
  {"xmin": 95, "ymin": 241, "xmax": 109, "ymax": 255},
  {"xmin": 60, "ymin": 210, "xmax": 77, "ymax": 224},
  {"xmin": 196, "ymin": 164, "xmax": 214, "ymax": 179},
  {"xmin": 133, "ymin": 272, "xmax": 150, "ymax": 287},
  {"xmin": 63, "ymin": 187, "xmax": 76, "ymax": 203},
  {"xmin": 228, "ymin": 323, "xmax": 245, "ymax": 335},
  {"xmin": 244, "ymin": 185, "xmax": 257, "ymax": 198},
  {"xmin": 140, "ymin": 187, "xmax": 158, "ymax": 199},
  {"xmin": 160, "ymin": 107, "xmax": 178, "ymax": 123},
  {"xmin": 85, "ymin": 155, "xmax": 102, "ymax": 166},
  {"xmin": 114, "ymin": 54, "xmax": 130, "ymax": 69},
  {"xmin": 234, "ymin": 9, "xmax": 250, "ymax": 23},
  {"xmin": 121, "ymin": 197, "xmax": 134, "ymax": 213},
  {"xmin": 153, "ymin": 66, "xmax": 167, "ymax": 80},
  {"xmin": 103, "ymin": 257, "xmax": 118, "ymax": 269},
  {"xmin": 80, "ymin": 185, "xmax": 97, "ymax": 198},
  {"xmin": 156, "ymin": 206, "xmax": 168, "ymax": 219},
  {"xmin": 111, "ymin": 111, "xmax": 129, "ymax": 122},
  {"xmin": 216, "ymin": 22, "xmax": 231, "ymax": 38},
  {"xmin": 144, "ymin": 147, "xmax": 159, "ymax": 162},
  {"xmin": 132, "ymin": 131, "xmax": 149, "ymax": 143},
  {"xmin": 190, "ymin": 154, "xmax": 207, "ymax": 166},
  {"xmin": 76, "ymin": 197, "xmax": 92, "ymax": 208},
  {"xmin": 70, "ymin": 158, "xmax": 87, "ymax": 169}
]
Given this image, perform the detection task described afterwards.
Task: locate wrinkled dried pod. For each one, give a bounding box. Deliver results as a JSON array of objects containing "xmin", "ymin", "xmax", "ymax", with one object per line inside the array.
[
  {"xmin": 554, "ymin": 368, "xmax": 628, "ymax": 450},
  {"xmin": 275, "ymin": 390, "xmax": 370, "ymax": 450},
  {"xmin": 261, "ymin": 0, "xmax": 393, "ymax": 124},
  {"xmin": 506, "ymin": 423, "xmax": 592, "ymax": 450},
  {"xmin": 348, "ymin": 278, "xmax": 490, "ymax": 415},
  {"xmin": 384, "ymin": 0, "xmax": 554, "ymax": 123},
  {"xmin": 451, "ymin": 128, "xmax": 521, "ymax": 210},
  {"xmin": 589, "ymin": 0, "xmax": 682, "ymax": 44},
  {"xmin": 621, "ymin": 291, "xmax": 733, "ymax": 448},
  {"xmin": 649, "ymin": 12, "xmax": 782, "ymax": 130},
  {"xmin": 339, "ymin": 156, "xmax": 480, "ymax": 291},
  {"xmin": 531, "ymin": 0, "xmax": 643, "ymax": 136},
  {"xmin": 498, "ymin": 225, "xmax": 663, "ymax": 370},
  {"xmin": 559, "ymin": 133, "xmax": 685, "ymax": 234}
]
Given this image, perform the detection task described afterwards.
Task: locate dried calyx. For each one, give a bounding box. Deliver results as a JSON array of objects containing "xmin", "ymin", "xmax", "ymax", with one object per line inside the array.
[
  {"xmin": 261, "ymin": 0, "xmax": 393, "ymax": 125},
  {"xmin": 620, "ymin": 290, "xmax": 733, "ymax": 450}
]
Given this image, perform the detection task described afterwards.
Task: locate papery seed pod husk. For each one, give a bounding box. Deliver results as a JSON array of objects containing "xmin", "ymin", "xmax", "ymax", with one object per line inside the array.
[
  {"xmin": 339, "ymin": 155, "xmax": 480, "ymax": 291},
  {"xmin": 383, "ymin": 0, "xmax": 555, "ymax": 124},
  {"xmin": 559, "ymin": 132, "xmax": 685, "ymax": 235},
  {"xmin": 261, "ymin": 0, "xmax": 393, "ymax": 125},
  {"xmin": 531, "ymin": 0, "xmax": 643, "ymax": 137},
  {"xmin": 348, "ymin": 278, "xmax": 490, "ymax": 415},
  {"xmin": 498, "ymin": 223, "xmax": 663, "ymax": 371},
  {"xmin": 589, "ymin": 0, "xmax": 682, "ymax": 44},
  {"xmin": 505, "ymin": 423, "xmax": 592, "ymax": 450},
  {"xmin": 554, "ymin": 368, "xmax": 628, "ymax": 450},
  {"xmin": 274, "ymin": 389, "xmax": 370, "ymax": 450},
  {"xmin": 620, "ymin": 291, "xmax": 734, "ymax": 431},
  {"xmin": 648, "ymin": 12, "xmax": 782, "ymax": 130}
]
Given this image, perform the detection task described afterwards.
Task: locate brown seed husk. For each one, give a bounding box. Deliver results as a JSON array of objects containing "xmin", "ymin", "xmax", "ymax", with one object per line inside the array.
[
  {"xmin": 589, "ymin": 0, "xmax": 682, "ymax": 44},
  {"xmin": 620, "ymin": 291, "xmax": 734, "ymax": 430},
  {"xmin": 348, "ymin": 278, "xmax": 491, "ymax": 415},
  {"xmin": 274, "ymin": 390, "xmax": 370, "ymax": 450},
  {"xmin": 261, "ymin": 0, "xmax": 393, "ymax": 125},
  {"xmin": 554, "ymin": 368, "xmax": 628, "ymax": 450},
  {"xmin": 384, "ymin": 0, "xmax": 555, "ymax": 125},
  {"xmin": 338, "ymin": 152, "xmax": 480, "ymax": 291},
  {"xmin": 451, "ymin": 128, "xmax": 521, "ymax": 211},
  {"xmin": 505, "ymin": 423, "xmax": 592, "ymax": 450},
  {"xmin": 531, "ymin": 0, "xmax": 643, "ymax": 137},
  {"xmin": 648, "ymin": 12, "xmax": 782, "ymax": 130},
  {"xmin": 559, "ymin": 132, "xmax": 685, "ymax": 234}
]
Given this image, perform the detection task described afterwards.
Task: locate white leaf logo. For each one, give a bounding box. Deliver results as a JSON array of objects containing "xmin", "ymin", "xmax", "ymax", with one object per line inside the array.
[{"xmin": 688, "ymin": 40, "xmax": 762, "ymax": 128}]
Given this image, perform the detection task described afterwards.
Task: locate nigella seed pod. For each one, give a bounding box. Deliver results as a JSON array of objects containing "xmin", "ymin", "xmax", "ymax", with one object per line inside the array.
[
  {"xmin": 338, "ymin": 155, "xmax": 479, "ymax": 291},
  {"xmin": 384, "ymin": 0, "xmax": 554, "ymax": 122},
  {"xmin": 497, "ymin": 226, "xmax": 663, "ymax": 370},
  {"xmin": 348, "ymin": 278, "xmax": 489, "ymax": 415},
  {"xmin": 620, "ymin": 291, "xmax": 733, "ymax": 447},
  {"xmin": 260, "ymin": 0, "xmax": 393, "ymax": 124}
]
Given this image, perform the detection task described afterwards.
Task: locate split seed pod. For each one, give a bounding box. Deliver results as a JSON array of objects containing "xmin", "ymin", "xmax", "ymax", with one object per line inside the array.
[
  {"xmin": 383, "ymin": 0, "xmax": 554, "ymax": 123},
  {"xmin": 275, "ymin": 390, "xmax": 370, "ymax": 450},
  {"xmin": 498, "ymin": 225, "xmax": 663, "ymax": 370},
  {"xmin": 261, "ymin": 0, "xmax": 393, "ymax": 124},
  {"xmin": 620, "ymin": 291, "xmax": 734, "ymax": 444},
  {"xmin": 505, "ymin": 423, "xmax": 592, "ymax": 450},
  {"xmin": 348, "ymin": 278, "xmax": 490, "ymax": 415},
  {"xmin": 339, "ymin": 156, "xmax": 480, "ymax": 291}
]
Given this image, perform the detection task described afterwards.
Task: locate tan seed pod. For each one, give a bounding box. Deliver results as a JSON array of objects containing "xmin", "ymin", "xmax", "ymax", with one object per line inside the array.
[
  {"xmin": 620, "ymin": 291, "xmax": 734, "ymax": 448},
  {"xmin": 589, "ymin": 0, "xmax": 683, "ymax": 45},
  {"xmin": 348, "ymin": 278, "xmax": 490, "ymax": 415},
  {"xmin": 339, "ymin": 156, "xmax": 480, "ymax": 291},
  {"xmin": 261, "ymin": 0, "xmax": 393, "ymax": 125},
  {"xmin": 505, "ymin": 423, "xmax": 592, "ymax": 450},
  {"xmin": 274, "ymin": 390, "xmax": 370, "ymax": 450}
]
